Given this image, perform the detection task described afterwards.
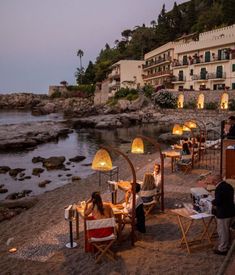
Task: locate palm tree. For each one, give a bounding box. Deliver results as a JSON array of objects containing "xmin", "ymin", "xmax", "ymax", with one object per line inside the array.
[{"xmin": 77, "ymin": 49, "xmax": 84, "ymax": 84}]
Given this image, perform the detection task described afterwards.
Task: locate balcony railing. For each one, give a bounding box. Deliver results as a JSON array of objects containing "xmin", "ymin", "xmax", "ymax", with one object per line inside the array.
[
  {"xmin": 192, "ymin": 72, "xmax": 226, "ymax": 81},
  {"xmin": 143, "ymin": 56, "xmax": 171, "ymax": 69},
  {"xmin": 207, "ymin": 72, "xmax": 226, "ymax": 79},
  {"xmin": 172, "ymin": 75, "xmax": 186, "ymax": 82},
  {"xmin": 143, "ymin": 70, "xmax": 172, "ymax": 79},
  {"xmin": 172, "ymin": 56, "xmax": 230, "ymax": 67}
]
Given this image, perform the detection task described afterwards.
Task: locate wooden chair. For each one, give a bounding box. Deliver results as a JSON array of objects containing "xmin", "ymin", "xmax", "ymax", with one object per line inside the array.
[
  {"xmin": 86, "ymin": 217, "xmax": 116, "ymax": 263},
  {"xmin": 140, "ymin": 189, "xmax": 158, "ymax": 216}
]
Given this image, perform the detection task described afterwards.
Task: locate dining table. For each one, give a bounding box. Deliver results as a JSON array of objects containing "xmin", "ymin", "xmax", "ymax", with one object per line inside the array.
[{"xmin": 163, "ymin": 150, "xmax": 181, "ymax": 172}]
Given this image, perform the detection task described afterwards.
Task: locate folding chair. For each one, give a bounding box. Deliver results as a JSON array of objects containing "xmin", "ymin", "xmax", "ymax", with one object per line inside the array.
[
  {"xmin": 86, "ymin": 217, "xmax": 116, "ymax": 263},
  {"xmin": 140, "ymin": 189, "xmax": 158, "ymax": 216}
]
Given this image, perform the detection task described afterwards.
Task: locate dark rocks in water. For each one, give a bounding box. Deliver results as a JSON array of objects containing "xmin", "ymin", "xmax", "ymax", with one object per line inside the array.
[
  {"xmin": 9, "ymin": 168, "xmax": 26, "ymax": 177},
  {"xmin": 32, "ymin": 156, "xmax": 45, "ymax": 163},
  {"xmin": 62, "ymin": 167, "xmax": 70, "ymax": 171},
  {"xmin": 0, "ymin": 188, "xmax": 8, "ymax": 193},
  {"xmin": 0, "ymin": 184, "xmax": 5, "ymax": 188},
  {"xmin": 5, "ymin": 190, "xmax": 32, "ymax": 200},
  {"xmin": 72, "ymin": 176, "xmax": 81, "ymax": 181},
  {"xmin": 38, "ymin": 180, "xmax": 51, "ymax": 188},
  {"xmin": 58, "ymin": 174, "xmax": 62, "ymax": 177},
  {"xmin": 0, "ymin": 166, "xmax": 11, "ymax": 174},
  {"xmin": 19, "ymin": 172, "xmax": 25, "ymax": 178},
  {"xmin": 66, "ymin": 162, "xmax": 71, "ymax": 165},
  {"xmin": 23, "ymin": 176, "xmax": 31, "ymax": 180},
  {"xmin": 42, "ymin": 156, "xmax": 66, "ymax": 170},
  {"xmin": 81, "ymin": 163, "xmax": 92, "ymax": 167},
  {"xmin": 69, "ymin": 156, "xmax": 86, "ymax": 162},
  {"xmin": 32, "ymin": 168, "xmax": 44, "ymax": 176},
  {"xmin": 66, "ymin": 174, "xmax": 72, "ymax": 177}
]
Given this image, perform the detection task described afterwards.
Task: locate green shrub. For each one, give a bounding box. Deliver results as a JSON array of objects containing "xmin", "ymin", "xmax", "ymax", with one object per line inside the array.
[
  {"xmin": 183, "ymin": 99, "xmax": 197, "ymax": 109},
  {"xmin": 67, "ymin": 84, "xmax": 95, "ymax": 97},
  {"xmin": 107, "ymin": 97, "xmax": 118, "ymax": 106},
  {"xmin": 229, "ymin": 99, "xmax": 235, "ymax": 111},
  {"xmin": 142, "ymin": 84, "xmax": 154, "ymax": 98},
  {"xmin": 204, "ymin": 101, "xmax": 218, "ymax": 110},
  {"xmin": 114, "ymin": 88, "xmax": 138, "ymax": 100},
  {"xmin": 154, "ymin": 91, "xmax": 177, "ymax": 109},
  {"xmin": 50, "ymin": 89, "xmax": 61, "ymax": 98}
]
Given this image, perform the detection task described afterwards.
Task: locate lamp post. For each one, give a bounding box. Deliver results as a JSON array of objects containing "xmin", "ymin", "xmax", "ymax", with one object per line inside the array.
[
  {"xmin": 131, "ymin": 135, "xmax": 165, "ymax": 212},
  {"xmin": 92, "ymin": 145, "xmax": 137, "ymax": 246}
]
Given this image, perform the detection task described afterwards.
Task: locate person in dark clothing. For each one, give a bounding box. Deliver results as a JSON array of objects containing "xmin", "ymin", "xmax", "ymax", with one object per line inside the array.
[
  {"xmin": 212, "ymin": 180, "xmax": 235, "ymax": 255},
  {"xmin": 125, "ymin": 183, "xmax": 146, "ymax": 233},
  {"xmin": 226, "ymin": 116, "xmax": 235, "ymax": 139}
]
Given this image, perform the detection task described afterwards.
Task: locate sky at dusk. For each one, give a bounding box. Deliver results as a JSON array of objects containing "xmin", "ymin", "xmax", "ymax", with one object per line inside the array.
[{"xmin": 0, "ymin": 0, "xmax": 187, "ymax": 94}]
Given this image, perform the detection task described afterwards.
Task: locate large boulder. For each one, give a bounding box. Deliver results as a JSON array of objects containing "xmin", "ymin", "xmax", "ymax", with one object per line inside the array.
[
  {"xmin": 158, "ymin": 132, "xmax": 180, "ymax": 144},
  {"xmin": 42, "ymin": 156, "xmax": 66, "ymax": 169},
  {"xmin": 0, "ymin": 166, "xmax": 11, "ymax": 174}
]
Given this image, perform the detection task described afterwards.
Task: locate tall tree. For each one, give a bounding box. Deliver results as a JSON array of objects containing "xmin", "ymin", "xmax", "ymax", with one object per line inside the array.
[
  {"xmin": 184, "ymin": 0, "xmax": 197, "ymax": 32},
  {"xmin": 221, "ymin": 0, "xmax": 235, "ymax": 25},
  {"xmin": 77, "ymin": 49, "xmax": 84, "ymax": 84},
  {"xmin": 169, "ymin": 2, "xmax": 183, "ymax": 38},
  {"xmin": 83, "ymin": 61, "xmax": 95, "ymax": 84}
]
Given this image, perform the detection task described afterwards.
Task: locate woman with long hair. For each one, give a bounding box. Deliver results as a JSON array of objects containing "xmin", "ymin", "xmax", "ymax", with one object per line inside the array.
[
  {"xmin": 84, "ymin": 191, "xmax": 113, "ymax": 219},
  {"xmin": 84, "ymin": 191, "xmax": 114, "ymax": 252},
  {"xmin": 153, "ymin": 163, "xmax": 161, "ymax": 191}
]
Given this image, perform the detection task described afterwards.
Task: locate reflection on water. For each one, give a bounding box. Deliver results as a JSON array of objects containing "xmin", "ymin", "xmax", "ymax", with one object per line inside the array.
[{"xmin": 0, "ymin": 111, "xmax": 167, "ymax": 200}]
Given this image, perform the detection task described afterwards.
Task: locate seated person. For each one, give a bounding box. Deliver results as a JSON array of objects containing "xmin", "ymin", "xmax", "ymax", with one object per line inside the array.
[
  {"xmin": 84, "ymin": 192, "xmax": 114, "ymax": 252},
  {"xmin": 153, "ymin": 163, "xmax": 161, "ymax": 192},
  {"xmin": 124, "ymin": 183, "xmax": 146, "ymax": 233},
  {"xmin": 177, "ymin": 142, "xmax": 192, "ymax": 168},
  {"xmin": 141, "ymin": 173, "xmax": 157, "ymax": 203}
]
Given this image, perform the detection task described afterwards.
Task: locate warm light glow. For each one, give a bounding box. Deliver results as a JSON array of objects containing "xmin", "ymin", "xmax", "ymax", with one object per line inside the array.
[
  {"xmin": 220, "ymin": 93, "xmax": 229, "ymax": 109},
  {"xmin": 9, "ymin": 248, "xmax": 17, "ymax": 253},
  {"xmin": 131, "ymin": 138, "xmax": 144, "ymax": 154},
  {"xmin": 182, "ymin": 125, "xmax": 191, "ymax": 132},
  {"xmin": 184, "ymin": 121, "xmax": 197, "ymax": 129},
  {"xmin": 172, "ymin": 124, "xmax": 183, "ymax": 135},
  {"xmin": 177, "ymin": 94, "xmax": 184, "ymax": 109},
  {"xmin": 92, "ymin": 149, "xmax": 112, "ymax": 171},
  {"xmin": 197, "ymin": 94, "xmax": 204, "ymax": 109}
]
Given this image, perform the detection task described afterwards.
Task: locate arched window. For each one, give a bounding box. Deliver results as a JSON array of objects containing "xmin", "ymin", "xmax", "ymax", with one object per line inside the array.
[
  {"xmin": 177, "ymin": 94, "xmax": 184, "ymax": 108},
  {"xmin": 220, "ymin": 93, "xmax": 229, "ymax": 109},
  {"xmin": 197, "ymin": 94, "xmax": 204, "ymax": 109}
]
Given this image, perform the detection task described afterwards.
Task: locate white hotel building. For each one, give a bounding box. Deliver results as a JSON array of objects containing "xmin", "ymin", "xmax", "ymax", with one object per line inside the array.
[{"xmin": 143, "ymin": 24, "xmax": 235, "ymax": 92}]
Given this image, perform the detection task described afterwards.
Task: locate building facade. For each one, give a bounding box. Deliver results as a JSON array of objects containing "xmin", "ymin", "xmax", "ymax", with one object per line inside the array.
[
  {"xmin": 108, "ymin": 60, "xmax": 144, "ymax": 96},
  {"xmin": 142, "ymin": 42, "xmax": 175, "ymax": 88},
  {"xmin": 172, "ymin": 25, "xmax": 235, "ymax": 91}
]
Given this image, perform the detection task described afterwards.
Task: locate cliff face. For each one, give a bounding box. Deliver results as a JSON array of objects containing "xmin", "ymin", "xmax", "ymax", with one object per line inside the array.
[{"xmin": 0, "ymin": 93, "xmax": 48, "ymax": 109}]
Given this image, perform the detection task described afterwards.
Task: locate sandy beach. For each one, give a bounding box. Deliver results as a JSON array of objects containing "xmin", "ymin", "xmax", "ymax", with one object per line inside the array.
[{"xmin": 0, "ymin": 151, "xmax": 229, "ymax": 274}]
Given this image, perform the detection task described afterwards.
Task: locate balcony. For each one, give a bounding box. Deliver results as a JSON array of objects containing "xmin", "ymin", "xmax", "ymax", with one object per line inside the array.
[
  {"xmin": 194, "ymin": 56, "xmax": 230, "ymax": 66},
  {"xmin": 172, "ymin": 60, "xmax": 189, "ymax": 68},
  {"xmin": 172, "ymin": 75, "xmax": 186, "ymax": 83},
  {"xmin": 143, "ymin": 56, "xmax": 171, "ymax": 69},
  {"xmin": 143, "ymin": 70, "xmax": 172, "ymax": 80},
  {"xmin": 109, "ymin": 81, "xmax": 120, "ymax": 88},
  {"xmin": 207, "ymin": 72, "xmax": 226, "ymax": 80},
  {"xmin": 191, "ymin": 72, "xmax": 226, "ymax": 81},
  {"xmin": 108, "ymin": 71, "xmax": 120, "ymax": 80}
]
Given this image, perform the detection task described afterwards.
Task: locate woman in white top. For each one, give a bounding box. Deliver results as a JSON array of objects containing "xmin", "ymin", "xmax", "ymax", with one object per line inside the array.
[{"xmin": 153, "ymin": 163, "xmax": 161, "ymax": 191}]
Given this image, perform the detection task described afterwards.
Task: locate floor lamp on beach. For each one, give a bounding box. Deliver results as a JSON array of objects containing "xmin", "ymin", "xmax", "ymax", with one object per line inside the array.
[
  {"xmin": 92, "ymin": 146, "xmax": 137, "ymax": 246},
  {"xmin": 131, "ymin": 135, "xmax": 165, "ymax": 212}
]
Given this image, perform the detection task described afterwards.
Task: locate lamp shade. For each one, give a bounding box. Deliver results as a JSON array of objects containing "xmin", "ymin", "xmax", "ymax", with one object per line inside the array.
[
  {"xmin": 182, "ymin": 125, "xmax": 191, "ymax": 132},
  {"xmin": 131, "ymin": 138, "xmax": 144, "ymax": 154},
  {"xmin": 184, "ymin": 121, "xmax": 197, "ymax": 129},
  {"xmin": 172, "ymin": 124, "xmax": 183, "ymax": 135},
  {"xmin": 92, "ymin": 149, "xmax": 112, "ymax": 171}
]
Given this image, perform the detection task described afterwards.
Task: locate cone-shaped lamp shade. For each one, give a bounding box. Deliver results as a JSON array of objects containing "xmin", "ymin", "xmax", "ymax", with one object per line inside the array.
[
  {"xmin": 182, "ymin": 125, "xmax": 191, "ymax": 132},
  {"xmin": 184, "ymin": 121, "xmax": 197, "ymax": 129},
  {"xmin": 131, "ymin": 138, "xmax": 144, "ymax": 154},
  {"xmin": 172, "ymin": 124, "xmax": 183, "ymax": 135},
  {"xmin": 92, "ymin": 149, "xmax": 113, "ymax": 171}
]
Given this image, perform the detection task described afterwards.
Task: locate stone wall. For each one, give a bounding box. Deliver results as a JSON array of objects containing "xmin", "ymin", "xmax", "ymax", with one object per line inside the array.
[
  {"xmin": 48, "ymin": 86, "xmax": 69, "ymax": 97},
  {"xmin": 172, "ymin": 89, "xmax": 235, "ymax": 105}
]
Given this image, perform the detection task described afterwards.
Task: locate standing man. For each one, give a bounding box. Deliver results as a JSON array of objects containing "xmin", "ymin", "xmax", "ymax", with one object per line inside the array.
[
  {"xmin": 212, "ymin": 180, "xmax": 235, "ymax": 255},
  {"xmin": 224, "ymin": 116, "xmax": 235, "ymax": 139}
]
